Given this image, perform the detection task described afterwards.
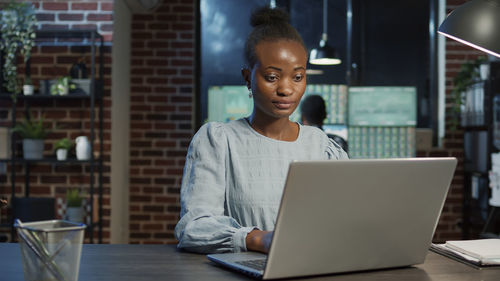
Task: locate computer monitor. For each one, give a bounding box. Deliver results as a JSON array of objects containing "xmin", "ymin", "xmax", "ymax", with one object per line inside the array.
[
  {"xmin": 207, "ymin": 86, "xmax": 253, "ymax": 122},
  {"xmin": 290, "ymin": 84, "xmax": 348, "ymax": 124},
  {"xmin": 348, "ymin": 86, "xmax": 417, "ymax": 126},
  {"xmin": 323, "ymin": 124, "xmax": 348, "ymax": 141}
]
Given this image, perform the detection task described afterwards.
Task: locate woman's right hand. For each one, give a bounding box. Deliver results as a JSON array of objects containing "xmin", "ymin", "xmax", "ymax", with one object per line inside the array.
[{"xmin": 245, "ymin": 230, "xmax": 273, "ymax": 253}]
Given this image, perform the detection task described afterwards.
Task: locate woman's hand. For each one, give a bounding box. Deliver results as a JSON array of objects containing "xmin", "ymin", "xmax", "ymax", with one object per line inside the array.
[{"xmin": 245, "ymin": 230, "xmax": 273, "ymax": 253}]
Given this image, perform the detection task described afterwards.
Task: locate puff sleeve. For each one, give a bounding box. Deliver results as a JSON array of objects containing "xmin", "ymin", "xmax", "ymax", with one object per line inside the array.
[
  {"xmin": 326, "ymin": 138, "xmax": 349, "ymax": 160},
  {"xmin": 174, "ymin": 123, "xmax": 256, "ymax": 253}
]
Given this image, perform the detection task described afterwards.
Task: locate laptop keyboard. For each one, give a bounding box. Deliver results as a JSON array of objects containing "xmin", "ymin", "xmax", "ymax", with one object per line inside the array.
[{"xmin": 235, "ymin": 259, "xmax": 267, "ymax": 271}]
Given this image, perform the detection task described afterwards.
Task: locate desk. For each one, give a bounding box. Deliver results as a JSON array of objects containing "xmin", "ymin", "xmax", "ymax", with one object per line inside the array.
[{"xmin": 1, "ymin": 243, "xmax": 500, "ymax": 280}]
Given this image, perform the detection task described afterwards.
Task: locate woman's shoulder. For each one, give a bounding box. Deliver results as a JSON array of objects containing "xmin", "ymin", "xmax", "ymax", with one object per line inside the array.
[
  {"xmin": 193, "ymin": 119, "xmax": 247, "ymax": 141},
  {"xmin": 194, "ymin": 121, "xmax": 226, "ymax": 140},
  {"xmin": 299, "ymin": 124, "xmax": 329, "ymax": 140},
  {"xmin": 299, "ymin": 124, "xmax": 349, "ymax": 159}
]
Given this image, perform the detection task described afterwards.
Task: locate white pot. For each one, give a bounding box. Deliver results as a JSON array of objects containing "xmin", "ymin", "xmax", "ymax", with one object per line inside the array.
[
  {"xmin": 75, "ymin": 136, "xmax": 91, "ymax": 160},
  {"xmin": 23, "ymin": 85, "xmax": 34, "ymax": 96},
  {"xmin": 65, "ymin": 206, "xmax": 84, "ymax": 223},
  {"xmin": 56, "ymin": 148, "xmax": 68, "ymax": 160},
  {"xmin": 480, "ymin": 63, "xmax": 490, "ymax": 80},
  {"xmin": 58, "ymin": 84, "xmax": 69, "ymax": 96},
  {"xmin": 22, "ymin": 139, "xmax": 44, "ymax": 159}
]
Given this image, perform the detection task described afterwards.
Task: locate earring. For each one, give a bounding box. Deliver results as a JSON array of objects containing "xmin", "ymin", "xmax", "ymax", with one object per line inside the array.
[{"xmin": 248, "ymin": 89, "xmax": 253, "ymax": 98}]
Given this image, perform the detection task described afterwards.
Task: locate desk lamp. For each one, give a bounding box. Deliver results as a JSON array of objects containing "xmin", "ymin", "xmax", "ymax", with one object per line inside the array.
[
  {"xmin": 438, "ymin": 0, "xmax": 500, "ymax": 58},
  {"xmin": 309, "ymin": 0, "xmax": 342, "ymax": 65}
]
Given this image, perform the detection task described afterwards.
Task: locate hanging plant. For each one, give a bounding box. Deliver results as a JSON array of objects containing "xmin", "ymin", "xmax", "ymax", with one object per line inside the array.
[
  {"xmin": 450, "ymin": 56, "xmax": 487, "ymax": 130},
  {"xmin": 0, "ymin": 2, "xmax": 37, "ymax": 102}
]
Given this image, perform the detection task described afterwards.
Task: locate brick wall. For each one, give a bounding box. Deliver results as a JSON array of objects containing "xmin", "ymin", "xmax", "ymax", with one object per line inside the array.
[
  {"xmin": 34, "ymin": 0, "xmax": 113, "ymax": 41},
  {"xmin": 128, "ymin": 1, "xmax": 195, "ymax": 243},
  {"xmin": 0, "ymin": 0, "xmax": 113, "ymax": 242}
]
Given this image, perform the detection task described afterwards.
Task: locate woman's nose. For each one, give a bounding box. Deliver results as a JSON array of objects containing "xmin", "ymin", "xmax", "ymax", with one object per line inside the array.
[{"xmin": 277, "ymin": 79, "xmax": 293, "ymax": 96}]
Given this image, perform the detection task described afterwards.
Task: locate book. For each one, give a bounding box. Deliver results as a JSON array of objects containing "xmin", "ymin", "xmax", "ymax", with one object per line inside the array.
[
  {"xmin": 430, "ymin": 240, "xmax": 500, "ymax": 268},
  {"xmin": 445, "ymin": 239, "xmax": 500, "ymax": 260}
]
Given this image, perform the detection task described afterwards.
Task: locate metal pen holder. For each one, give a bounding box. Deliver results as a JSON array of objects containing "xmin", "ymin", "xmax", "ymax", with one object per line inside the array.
[{"xmin": 15, "ymin": 219, "xmax": 86, "ymax": 281}]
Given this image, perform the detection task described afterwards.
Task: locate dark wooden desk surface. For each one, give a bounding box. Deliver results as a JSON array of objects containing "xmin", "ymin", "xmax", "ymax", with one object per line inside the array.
[{"xmin": 1, "ymin": 243, "xmax": 500, "ymax": 280}]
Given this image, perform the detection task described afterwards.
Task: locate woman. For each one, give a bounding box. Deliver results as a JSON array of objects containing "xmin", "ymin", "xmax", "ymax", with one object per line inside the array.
[{"xmin": 175, "ymin": 7, "xmax": 348, "ymax": 254}]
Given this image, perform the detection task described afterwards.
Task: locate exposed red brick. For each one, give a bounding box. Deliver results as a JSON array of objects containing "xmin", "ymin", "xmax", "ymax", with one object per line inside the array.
[
  {"xmin": 133, "ymin": 14, "xmax": 155, "ymax": 21},
  {"xmin": 172, "ymin": 23, "xmax": 193, "ymax": 30},
  {"xmin": 132, "ymin": 32, "xmax": 153, "ymax": 40},
  {"xmin": 36, "ymin": 13, "xmax": 55, "ymax": 21},
  {"xmin": 156, "ymin": 32, "xmax": 177, "ymax": 39},
  {"xmin": 41, "ymin": 24, "xmax": 70, "ymax": 30},
  {"xmin": 42, "ymin": 2, "xmax": 68, "ymax": 11},
  {"xmin": 143, "ymin": 223, "xmax": 164, "ymax": 231},
  {"xmin": 72, "ymin": 3, "xmax": 98, "ymax": 10},
  {"xmin": 102, "ymin": 34, "xmax": 113, "ymax": 42},
  {"xmin": 172, "ymin": 6, "xmax": 193, "ymax": 13},
  {"xmin": 58, "ymin": 13, "xmax": 84, "ymax": 21},
  {"xmin": 101, "ymin": 24, "xmax": 113, "ymax": 32},
  {"xmin": 72, "ymin": 24, "xmax": 98, "ymax": 30},
  {"xmin": 87, "ymin": 13, "xmax": 113, "ymax": 21},
  {"xmin": 101, "ymin": 3, "xmax": 114, "ymax": 11},
  {"xmin": 30, "ymin": 56, "xmax": 55, "ymax": 64}
]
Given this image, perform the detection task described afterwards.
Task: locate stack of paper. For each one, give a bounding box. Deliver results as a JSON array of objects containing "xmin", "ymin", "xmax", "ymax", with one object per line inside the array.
[{"xmin": 431, "ymin": 239, "xmax": 500, "ymax": 267}]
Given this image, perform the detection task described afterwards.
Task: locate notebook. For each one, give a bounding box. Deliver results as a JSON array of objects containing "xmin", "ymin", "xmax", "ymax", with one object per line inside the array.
[
  {"xmin": 207, "ymin": 158, "xmax": 457, "ymax": 279},
  {"xmin": 430, "ymin": 240, "xmax": 500, "ymax": 268},
  {"xmin": 445, "ymin": 239, "xmax": 500, "ymax": 260}
]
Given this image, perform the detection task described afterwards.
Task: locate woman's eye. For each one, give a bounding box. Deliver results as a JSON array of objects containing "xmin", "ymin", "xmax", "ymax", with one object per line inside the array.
[
  {"xmin": 294, "ymin": 74, "xmax": 304, "ymax": 82},
  {"xmin": 265, "ymin": 75, "xmax": 278, "ymax": 82}
]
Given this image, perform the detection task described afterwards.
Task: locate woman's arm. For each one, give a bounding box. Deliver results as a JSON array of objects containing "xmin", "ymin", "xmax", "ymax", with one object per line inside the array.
[{"xmin": 174, "ymin": 123, "xmax": 256, "ymax": 254}]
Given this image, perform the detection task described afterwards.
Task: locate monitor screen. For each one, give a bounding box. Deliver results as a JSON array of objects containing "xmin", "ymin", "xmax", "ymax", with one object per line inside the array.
[
  {"xmin": 290, "ymin": 84, "xmax": 348, "ymax": 124},
  {"xmin": 348, "ymin": 87, "xmax": 417, "ymax": 126},
  {"xmin": 323, "ymin": 124, "xmax": 348, "ymax": 140},
  {"xmin": 207, "ymin": 86, "xmax": 253, "ymax": 122}
]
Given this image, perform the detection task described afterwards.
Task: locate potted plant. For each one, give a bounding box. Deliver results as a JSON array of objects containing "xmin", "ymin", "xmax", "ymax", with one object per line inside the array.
[
  {"xmin": 12, "ymin": 113, "xmax": 50, "ymax": 159},
  {"xmin": 50, "ymin": 76, "xmax": 76, "ymax": 96},
  {"xmin": 54, "ymin": 138, "xmax": 72, "ymax": 161},
  {"xmin": 23, "ymin": 75, "xmax": 34, "ymax": 96},
  {"xmin": 0, "ymin": 2, "xmax": 37, "ymax": 102},
  {"xmin": 65, "ymin": 189, "xmax": 85, "ymax": 223},
  {"xmin": 450, "ymin": 56, "xmax": 487, "ymax": 130}
]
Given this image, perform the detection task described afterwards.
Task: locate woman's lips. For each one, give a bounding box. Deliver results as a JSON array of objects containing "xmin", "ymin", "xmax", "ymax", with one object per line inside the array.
[{"xmin": 273, "ymin": 101, "xmax": 293, "ymax": 110}]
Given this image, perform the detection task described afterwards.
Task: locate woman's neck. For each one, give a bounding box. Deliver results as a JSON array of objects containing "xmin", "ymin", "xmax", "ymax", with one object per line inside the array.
[{"xmin": 247, "ymin": 113, "xmax": 299, "ymax": 142}]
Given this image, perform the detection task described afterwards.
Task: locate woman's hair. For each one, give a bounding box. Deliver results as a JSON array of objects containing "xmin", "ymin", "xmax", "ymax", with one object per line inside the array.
[
  {"xmin": 244, "ymin": 7, "xmax": 306, "ymax": 68},
  {"xmin": 300, "ymin": 95, "xmax": 327, "ymax": 126}
]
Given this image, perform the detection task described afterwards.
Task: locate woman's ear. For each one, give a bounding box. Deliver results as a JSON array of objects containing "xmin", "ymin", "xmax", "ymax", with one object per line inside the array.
[{"xmin": 241, "ymin": 68, "xmax": 251, "ymax": 89}]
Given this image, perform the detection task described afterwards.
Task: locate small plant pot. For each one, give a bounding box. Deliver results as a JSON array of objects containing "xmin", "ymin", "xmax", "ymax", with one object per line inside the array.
[
  {"xmin": 56, "ymin": 85, "xmax": 69, "ymax": 96},
  {"xmin": 22, "ymin": 139, "xmax": 44, "ymax": 160},
  {"xmin": 56, "ymin": 148, "xmax": 68, "ymax": 160},
  {"xmin": 23, "ymin": 85, "xmax": 34, "ymax": 96},
  {"xmin": 65, "ymin": 206, "xmax": 84, "ymax": 223}
]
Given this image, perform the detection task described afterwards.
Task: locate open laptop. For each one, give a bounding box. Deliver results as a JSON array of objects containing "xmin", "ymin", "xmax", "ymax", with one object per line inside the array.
[{"xmin": 207, "ymin": 157, "xmax": 457, "ymax": 279}]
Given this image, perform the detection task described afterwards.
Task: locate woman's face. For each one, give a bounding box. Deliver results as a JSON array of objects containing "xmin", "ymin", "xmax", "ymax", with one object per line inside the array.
[{"xmin": 243, "ymin": 39, "xmax": 307, "ymax": 120}]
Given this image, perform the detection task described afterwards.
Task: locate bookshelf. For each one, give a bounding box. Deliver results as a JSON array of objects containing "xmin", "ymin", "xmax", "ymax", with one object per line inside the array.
[
  {"xmin": 0, "ymin": 30, "xmax": 104, "ymax": 243},
  {"xmin": 462, "ymin": 61, "xmax": 500, "ymax": 239}
]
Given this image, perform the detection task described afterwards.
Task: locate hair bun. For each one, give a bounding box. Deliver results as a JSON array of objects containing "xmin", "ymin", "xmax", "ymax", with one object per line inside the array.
[{"xmin": 250, "ymin": 7, "xmax": 289, "ymax": 27}]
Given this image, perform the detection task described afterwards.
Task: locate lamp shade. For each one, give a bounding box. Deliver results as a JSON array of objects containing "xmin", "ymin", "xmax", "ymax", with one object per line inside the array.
[
  {"xmin": 308, "ymin": 0, "xmax": 342, "ymax": 66},
  {"xmin": 438, "ymin": 0, "xmax": 500, "ymax": 58},
  {"xmin": 309, "ymin": 42, "xmax": 342, "ymax": 65}
]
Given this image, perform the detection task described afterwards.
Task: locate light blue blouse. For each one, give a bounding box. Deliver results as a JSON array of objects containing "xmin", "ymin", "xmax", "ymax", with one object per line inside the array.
[{"xmin": 174, "ymin": 119, "xmax": 348, "ymax": 253}]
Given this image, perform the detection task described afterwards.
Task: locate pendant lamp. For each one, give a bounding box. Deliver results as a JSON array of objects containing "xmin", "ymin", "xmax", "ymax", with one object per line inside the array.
[
  {"xmin": 309, "ymin": 0, "xmax": 342, "ymax": 65},
  {"xmin": 438, "ymin": 0, "xmax": 500, "ymax": 58}
]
